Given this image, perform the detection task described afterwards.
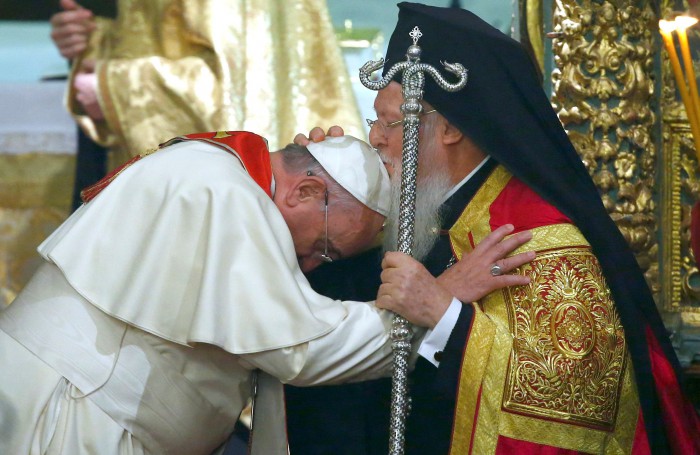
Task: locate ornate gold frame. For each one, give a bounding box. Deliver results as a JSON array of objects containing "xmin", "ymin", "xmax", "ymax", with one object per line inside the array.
[
  {"xmin": 660, "ymin": 113, "xmax": 700, "ymax": 321},
  {"xmin": 521, "ymin": 0, "xmax": 700, "ymax": 324}
]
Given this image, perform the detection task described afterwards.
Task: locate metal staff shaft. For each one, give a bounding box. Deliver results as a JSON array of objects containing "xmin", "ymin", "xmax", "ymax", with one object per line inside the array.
[
  {"xmin": 387, "ymin": 109, "xmax": 421, "ymax": 454},
  {"xmin": 359, "ymin": 26, "xmax": 467, "ymax": 455}
]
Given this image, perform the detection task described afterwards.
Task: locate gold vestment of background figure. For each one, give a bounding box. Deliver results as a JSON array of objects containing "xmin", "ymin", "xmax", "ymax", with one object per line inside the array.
[{"xmin": 69, "ymin": 0, "xmax": 364, "ymax": 169}]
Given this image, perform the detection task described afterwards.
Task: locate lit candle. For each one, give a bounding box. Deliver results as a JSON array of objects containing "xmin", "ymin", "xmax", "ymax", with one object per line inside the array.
[
  {"xmin": 675, "ymin": 16, "xmax": 700, "ymax": 137},
  {"xmin": 660, "ymin": 19, "xmax": 700, "ymax": 156}
]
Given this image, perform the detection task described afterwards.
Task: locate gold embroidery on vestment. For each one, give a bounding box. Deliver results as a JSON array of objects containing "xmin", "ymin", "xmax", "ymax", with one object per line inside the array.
[
  {"xmin": 450, "ymin": 305, "xmax": 496, "ymax": 455},
  {"xmin": 502, "ymin": 247, "xmax": 627, "ymax": 430},
  {"xmin": 448, "ymin": 165, "xmax": 639, "ymax": 453},
  {"xmin": 450, "ymin": 166, "xmax": 510, "ymax": 258}
]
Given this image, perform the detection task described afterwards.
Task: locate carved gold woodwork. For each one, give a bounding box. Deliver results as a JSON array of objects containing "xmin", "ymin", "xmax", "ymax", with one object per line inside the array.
[
  {"xmin": 660, "ymin": 115, "xmax": 700, "ymax": 318},
  {"xmin": 549, "ymin": 0, "xmax": 660, "ymax": 300},
  {"xmin": 542, "ymin": 0, "xmax": 700, "ymax": 320}
]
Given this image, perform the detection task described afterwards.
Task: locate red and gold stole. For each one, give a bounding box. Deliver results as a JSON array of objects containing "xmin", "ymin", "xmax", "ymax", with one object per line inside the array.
[
  {"xmin": 448, "ymin": 165, "xmax": 641, "ymax": 454},
  {"xmin": 81, "ymin": 131, "xmax": 273, "ymax": 203}
]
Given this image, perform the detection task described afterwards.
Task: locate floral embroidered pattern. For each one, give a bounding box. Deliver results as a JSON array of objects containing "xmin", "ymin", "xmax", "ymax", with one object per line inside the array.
[{"xmin": 503, "ymin": 248, "xmax": 627, "ymax": 430}]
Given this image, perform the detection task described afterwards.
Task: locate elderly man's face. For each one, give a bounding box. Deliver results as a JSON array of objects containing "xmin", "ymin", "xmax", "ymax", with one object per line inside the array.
[
  {"xmin": 369, "ymin": 81, "xmax": 447, "ymax": 178},
  {"xmin": 368, "ymin": 81, "xmax": 406, "ymax": 176},
  {"xmin": 289, "ymin": 199, "xmax": 385, "ymax": 273},
  {"xmin": 369, "ymin": 81, "xmax": 455, "ymax": 260}
]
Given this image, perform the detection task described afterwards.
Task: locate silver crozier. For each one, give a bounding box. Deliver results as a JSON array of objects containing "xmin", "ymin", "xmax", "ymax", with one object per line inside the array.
[{"xmin": 359, "ymin": 26, "xmax": 468, "ymax": 455}]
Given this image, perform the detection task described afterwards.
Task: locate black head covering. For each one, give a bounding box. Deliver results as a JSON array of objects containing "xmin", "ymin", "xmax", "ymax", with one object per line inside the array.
[{"xmin": 382, "ymin": 3, "xmax": 680, "ymax": 451}]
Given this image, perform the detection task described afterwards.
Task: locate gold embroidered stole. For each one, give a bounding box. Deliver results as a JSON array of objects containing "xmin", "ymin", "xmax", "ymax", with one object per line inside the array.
[{"xmin": 448, "ymin": 166, "xmax": 640, "ymax": 454}]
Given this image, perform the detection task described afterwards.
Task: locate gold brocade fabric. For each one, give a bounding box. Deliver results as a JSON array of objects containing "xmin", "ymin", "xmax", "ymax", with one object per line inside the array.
[
  {"xmin": 448, "ymin": 166, "xmax": 640, "ymax": 454},
  {"xmin": 0, "ymin": 154, "xmax": 74, "ymax": 307},
  {"xmin": 68, "ymin": 0, "xmax": 364, "ymax": 170}
]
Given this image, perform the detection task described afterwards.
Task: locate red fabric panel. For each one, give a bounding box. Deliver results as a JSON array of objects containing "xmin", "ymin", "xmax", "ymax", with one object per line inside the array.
[
  {"xmin": 494, "ymin": 435, "xmax": 584, "ymax": 455},
  {"xmin": 490, "ymin": 405, "xmax": 654, "ymax": 454},
  {"xmin": 646, "ymin": 326, "xmax": 700, "ymax": 454},
  {"xmin": 182, "ymin": 131, "xmax": 273, "ymax": 197},
  {"xmin": 82, "ymin": 131, "xmax": 274, "ymax": 203},
  {"xmin": 489, "ymin": 177, "xmax": 571, "ymax": 234}
]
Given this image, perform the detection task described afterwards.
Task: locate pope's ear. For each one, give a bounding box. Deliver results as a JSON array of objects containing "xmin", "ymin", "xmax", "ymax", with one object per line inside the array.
[
  {"xmin": 287, "ymin": 175, "xmax": 326, "ymax": 207},
  {"xmin": 441, "ymin": 120, "xmax": 463, "ymax": 145}
]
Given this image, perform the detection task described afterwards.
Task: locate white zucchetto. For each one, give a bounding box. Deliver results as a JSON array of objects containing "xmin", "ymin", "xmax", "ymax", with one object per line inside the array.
[{"xmin": 306, "ymin": 135, "xmax": 391, "ymax": 216}]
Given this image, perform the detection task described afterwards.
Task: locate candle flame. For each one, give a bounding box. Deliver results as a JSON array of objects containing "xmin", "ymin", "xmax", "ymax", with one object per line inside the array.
[
  {"xmin": 676, "ymin": 15, "xmax": 699, "ymax": 31},
  {"xmin": 660, "ymin": 19, "xmax": 678, "ymax": 34},
  {"xmin": 658, "ymin": 15, "xmax": 700, "ymax": 157}
]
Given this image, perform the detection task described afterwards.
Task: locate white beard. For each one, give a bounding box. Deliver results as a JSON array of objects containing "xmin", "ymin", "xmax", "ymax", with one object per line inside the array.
[{"xmin": 382, "ymin": 140, "xmax": 451, "ymax": 262}]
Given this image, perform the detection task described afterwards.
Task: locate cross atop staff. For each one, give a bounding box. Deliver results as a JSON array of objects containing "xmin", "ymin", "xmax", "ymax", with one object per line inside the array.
[{"xmin": 359, "ymin": 26, "xmax": 468, "ymax": 455}]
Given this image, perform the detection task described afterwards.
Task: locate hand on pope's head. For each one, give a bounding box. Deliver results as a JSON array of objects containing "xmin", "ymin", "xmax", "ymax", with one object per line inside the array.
[
  {"xmin": 293, "ymin": 126, "xmax": 345, "ymax": 146},
  {"xmin": 437, "ymin": 224, "xmax": 534, "ymax": 303},
  {"xmin": 50, "ymin": 0, "xmax": 95, "ymax": 60},
  {"xmin": 377, "ymin": 252, "xmax": 453, "ymax": 329}
]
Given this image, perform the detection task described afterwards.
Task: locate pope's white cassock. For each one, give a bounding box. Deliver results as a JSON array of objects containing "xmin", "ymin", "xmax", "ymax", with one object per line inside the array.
[{"xmin": 0, "ymin": 137, "xmax": 410, "ymax": 454}]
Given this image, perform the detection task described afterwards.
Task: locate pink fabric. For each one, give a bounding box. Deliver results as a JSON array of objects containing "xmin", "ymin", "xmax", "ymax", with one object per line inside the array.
[
  {"xmin": 494, "ymin": 435, "xmax": 584, "ymax": 455},
  {"xmin": 630, "ymin": 409, "xmax": 651, "ymax": 454}
]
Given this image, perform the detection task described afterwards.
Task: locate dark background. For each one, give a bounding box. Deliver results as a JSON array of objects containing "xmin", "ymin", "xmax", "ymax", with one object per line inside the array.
[
  {"xmin": 0, "ymin": 0, "xmax": 58, "ymax": 20},
  {"xmin": 0, "ymin": 0, "xmax": 116, "ymax": 20}
]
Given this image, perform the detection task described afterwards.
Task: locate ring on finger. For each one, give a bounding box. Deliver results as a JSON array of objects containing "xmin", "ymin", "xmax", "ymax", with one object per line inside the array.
[{"xmin": 490, "ymin": 263, "xmax": 503, "ymax": 276}]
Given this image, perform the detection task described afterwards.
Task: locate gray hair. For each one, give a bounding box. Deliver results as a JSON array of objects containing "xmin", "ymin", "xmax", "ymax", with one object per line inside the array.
[{"xmin": 277, "ymin": 143, "xmax": 361, "ymax": 214}]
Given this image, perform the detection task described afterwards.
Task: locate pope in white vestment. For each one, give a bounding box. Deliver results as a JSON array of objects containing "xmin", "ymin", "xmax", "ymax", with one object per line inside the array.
[{"xmin": 0, "ymin": 133, "xmax": 408, "ymax": 455}]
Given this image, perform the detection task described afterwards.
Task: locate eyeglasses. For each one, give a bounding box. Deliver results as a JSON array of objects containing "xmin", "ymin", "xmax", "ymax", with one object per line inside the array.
[
  {"xmin": 319, "ymin": 189, "xmax": 333, "ymax": 263},
  {"xmin": 366, "ymin": 109, "xmax": 437, "ymax": 134},
  {"xmin": 306, "ymin": 170, "xmax": 334, "ymax": 264}
]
